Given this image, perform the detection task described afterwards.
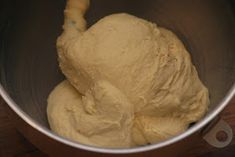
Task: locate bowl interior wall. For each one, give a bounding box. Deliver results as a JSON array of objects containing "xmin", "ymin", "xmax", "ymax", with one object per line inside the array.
[{"xmin": 0, "ymin": 0, "xmax": 235, "ymax": 127}]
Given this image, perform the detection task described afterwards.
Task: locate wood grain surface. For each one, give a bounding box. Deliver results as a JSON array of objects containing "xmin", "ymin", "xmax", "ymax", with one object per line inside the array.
[{"xmin": 0, "ymin": 97, "xmax": 235, "ymax": 157}]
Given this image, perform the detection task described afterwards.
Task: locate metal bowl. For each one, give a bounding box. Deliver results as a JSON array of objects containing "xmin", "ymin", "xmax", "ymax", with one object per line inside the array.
[{"xmin": 0, "ymin": 0, "xmax": 235, "ymax": 156}]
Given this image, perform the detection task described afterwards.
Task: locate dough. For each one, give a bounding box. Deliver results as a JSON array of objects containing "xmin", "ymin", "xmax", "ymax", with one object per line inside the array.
[
  {"xmin": 47, "ymin": 80, "xmax": 134, "ymax": 148},
  {"xmin": 47, "ymin": 0, "xmax": 209, "ymax": 148}
]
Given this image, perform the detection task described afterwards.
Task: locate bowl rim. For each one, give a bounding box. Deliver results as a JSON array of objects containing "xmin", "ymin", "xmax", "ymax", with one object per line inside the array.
[{"xmin": 0, "ymin": 83, "xmax": 235, "ymax": 154}]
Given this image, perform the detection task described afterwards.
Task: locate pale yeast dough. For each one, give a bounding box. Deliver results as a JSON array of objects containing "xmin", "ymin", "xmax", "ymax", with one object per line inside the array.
[{"xmin": 47, "ymin": 0, "xmax": 209, "ymax": 148}]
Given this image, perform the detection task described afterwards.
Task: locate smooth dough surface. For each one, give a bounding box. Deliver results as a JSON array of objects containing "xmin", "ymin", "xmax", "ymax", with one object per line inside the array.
[{"xmin": 47, "ymin": 0, "xmax": 209, "ymax": 148}]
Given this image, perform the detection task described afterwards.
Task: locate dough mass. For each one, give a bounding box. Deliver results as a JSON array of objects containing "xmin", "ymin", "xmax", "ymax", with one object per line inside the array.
[{"xmin": 47, "ymin": 0, "xmax": 209, "ymax": 148}]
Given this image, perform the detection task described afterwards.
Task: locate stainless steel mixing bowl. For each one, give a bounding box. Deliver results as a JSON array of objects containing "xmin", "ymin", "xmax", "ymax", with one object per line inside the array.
[{"xmin": 0, "ymin": 0, "xmax": 235, "ymax": 156}]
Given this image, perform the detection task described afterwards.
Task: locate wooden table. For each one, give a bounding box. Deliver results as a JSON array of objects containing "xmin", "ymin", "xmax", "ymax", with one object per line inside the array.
[{"xmin": 0, "ymin": 97, "xmax": 235, "ymax": 157}]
